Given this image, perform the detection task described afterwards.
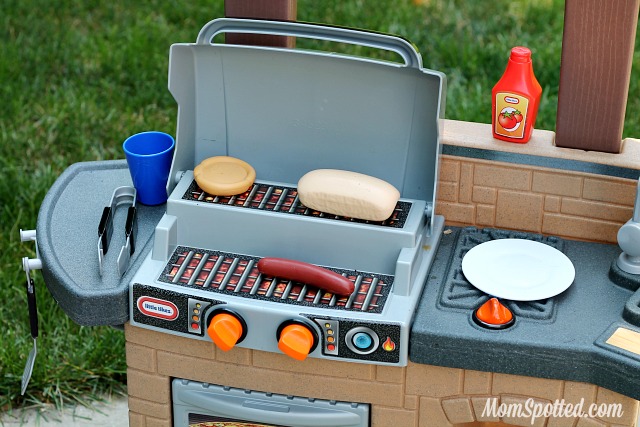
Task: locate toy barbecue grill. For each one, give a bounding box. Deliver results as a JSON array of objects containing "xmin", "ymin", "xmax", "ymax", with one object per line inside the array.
[{"xmin": 30, "ymin": 19, "xmax": 447, "ymax": 366}]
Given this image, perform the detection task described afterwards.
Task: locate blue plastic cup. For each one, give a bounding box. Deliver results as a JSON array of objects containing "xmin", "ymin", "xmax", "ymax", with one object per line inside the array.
[{"xmin": 123, "ymin": 131, "xmax": 175, "ymax": 205}]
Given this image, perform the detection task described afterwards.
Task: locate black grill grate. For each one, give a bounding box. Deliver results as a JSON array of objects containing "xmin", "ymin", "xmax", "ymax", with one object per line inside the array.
[{"xmin": 159, "ymin": 246, "xmax": 394, "ymax": 313}]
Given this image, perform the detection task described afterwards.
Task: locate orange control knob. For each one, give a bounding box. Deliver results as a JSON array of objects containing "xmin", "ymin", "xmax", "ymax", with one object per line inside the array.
[
  {"xmin": 278, "ymin": 324, "xmax": 315, "ymax": 361},
  {"xmin": 207, "ymin": 312, "xmax": 244, "ymax": 352},
  {"xmin": 474, "ymin": 298, "xmax": 515, "ymax": 329}
]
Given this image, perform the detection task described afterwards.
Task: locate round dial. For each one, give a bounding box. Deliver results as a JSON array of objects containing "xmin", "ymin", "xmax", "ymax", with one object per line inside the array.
[
  {"xmin": 277, "ymin": 322, "xmax": 317, "ymax": 361},
  {"xmin": 206, "ymin": 311, "xmax": 246, "ymax": 352}
]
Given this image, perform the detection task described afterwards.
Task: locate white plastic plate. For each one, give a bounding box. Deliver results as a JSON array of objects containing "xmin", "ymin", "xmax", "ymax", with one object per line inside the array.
[{"xmin": 461, "ymin": 239, "xmax": 575, "ymax": 301}]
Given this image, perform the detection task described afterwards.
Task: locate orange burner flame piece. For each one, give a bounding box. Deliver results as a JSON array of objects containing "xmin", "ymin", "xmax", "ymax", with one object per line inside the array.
[
  {"xmin": 473, "ymin": 298, "xmax": 515, "ymax": 329},
  {"xmin": 382, "ymin": 336, "xmax": 396, "ymax": 352}
]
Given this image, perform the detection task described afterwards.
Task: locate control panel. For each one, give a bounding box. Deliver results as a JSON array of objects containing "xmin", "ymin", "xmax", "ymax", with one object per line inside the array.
[
  {"xmin": 131, "ymin": 284, "xmax": 403, "ymax": 365},
  {"xmin": 310, "ymin": 316, "xmax": 401, "ymax": 364}
]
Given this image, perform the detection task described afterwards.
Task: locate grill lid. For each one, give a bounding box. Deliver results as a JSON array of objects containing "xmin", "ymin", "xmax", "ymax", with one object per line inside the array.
[{"xmin": 167, "ymin": 18, "xmax": 446, "ymax": 227}]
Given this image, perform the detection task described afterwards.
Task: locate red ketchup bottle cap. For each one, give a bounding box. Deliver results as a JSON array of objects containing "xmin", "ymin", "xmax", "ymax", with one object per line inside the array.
[{"xmin": 510, "ymin": 46, "xmax": 532, "ymax": 63}]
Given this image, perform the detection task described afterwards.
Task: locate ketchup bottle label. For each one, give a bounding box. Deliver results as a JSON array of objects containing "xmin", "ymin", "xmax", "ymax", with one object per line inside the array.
[{"xmin": 495, "ymin": 92, "xmax": 529, "ymax": 139}]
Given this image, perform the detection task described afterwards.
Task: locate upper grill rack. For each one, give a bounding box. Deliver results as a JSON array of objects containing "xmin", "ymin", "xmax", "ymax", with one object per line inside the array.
[
  {"xmin": 159, "ymin": 246, "xmax": 394, "ymax": 313},
  {"xmin": 183, "ymin": 180, "xmax": 410, "ymax": 228}
]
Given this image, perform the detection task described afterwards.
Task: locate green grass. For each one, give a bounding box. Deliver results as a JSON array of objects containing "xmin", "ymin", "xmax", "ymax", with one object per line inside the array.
[{"xmin": 1, "ymin": 0, "xmax": 639, "ymax": 411}]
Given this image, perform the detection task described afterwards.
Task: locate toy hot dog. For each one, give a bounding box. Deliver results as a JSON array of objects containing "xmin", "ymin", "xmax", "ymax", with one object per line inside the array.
[{"xmin": 257, "ymin": 257, "xmax": 355, "ymax": 296}]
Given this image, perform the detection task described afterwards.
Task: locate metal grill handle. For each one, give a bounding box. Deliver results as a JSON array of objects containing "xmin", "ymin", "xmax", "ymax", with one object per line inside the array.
[{"xmin": 196, "ymin": 18, "xmax": 423, "ymax": 70}]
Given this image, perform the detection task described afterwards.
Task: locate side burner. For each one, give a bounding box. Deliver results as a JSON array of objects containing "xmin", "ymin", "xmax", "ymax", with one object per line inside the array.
[{"xmin": 438, "ymin": 227, "xmax": 563, "ymax": 321}]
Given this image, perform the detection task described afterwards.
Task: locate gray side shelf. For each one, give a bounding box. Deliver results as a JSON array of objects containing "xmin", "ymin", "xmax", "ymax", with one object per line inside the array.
[{"xmin": 36, "ymin": 160, "xmax": 165, "ymax": 326}]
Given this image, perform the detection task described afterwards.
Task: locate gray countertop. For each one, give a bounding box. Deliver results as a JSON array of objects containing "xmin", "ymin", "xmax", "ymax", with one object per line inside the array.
[{"xmin": 410, "ymin": 226, "xmax": 640, "ymax": 400}]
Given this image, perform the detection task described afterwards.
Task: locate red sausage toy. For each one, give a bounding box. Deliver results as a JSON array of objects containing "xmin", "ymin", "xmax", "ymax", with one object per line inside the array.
[{"xmin": 257, "ymin": 257, "xmax": 355, "ymax": 296}]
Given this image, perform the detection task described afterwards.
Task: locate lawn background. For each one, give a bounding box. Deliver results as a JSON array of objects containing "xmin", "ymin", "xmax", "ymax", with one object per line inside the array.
[{"xmin": 1, "ymin": 0, "xmax": 639, "ymax": 410}]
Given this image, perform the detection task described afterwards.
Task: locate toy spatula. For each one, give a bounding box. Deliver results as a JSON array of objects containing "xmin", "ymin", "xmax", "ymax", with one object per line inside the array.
[{"xmin": 21, "ymin": 277, "xmax": 38, "ymax": 395}]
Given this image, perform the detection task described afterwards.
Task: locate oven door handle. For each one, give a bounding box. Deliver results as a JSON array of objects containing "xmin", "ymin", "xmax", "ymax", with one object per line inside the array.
[
  {"xmin": 196, "ymin": 17, "xmax": 423, "ymax": 70},
  {"xmin": 179, "ymin": 390, "xmax": 363, "ymax": 427}
]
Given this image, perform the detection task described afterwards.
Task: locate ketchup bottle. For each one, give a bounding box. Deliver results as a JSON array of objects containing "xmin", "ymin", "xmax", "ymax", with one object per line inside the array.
[{"xmin": 492, "ymin": 47, "xmax": 542, "ymax": 143}]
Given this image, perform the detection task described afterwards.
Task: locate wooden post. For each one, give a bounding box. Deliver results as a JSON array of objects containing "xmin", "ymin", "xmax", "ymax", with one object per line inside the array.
[
  {"xmin": 224, "ymin": 0, "xmax": 297, "ymax": 47},
  {"xmin": 555, "ymin": 0, "xmax": 640, "ymax": 153}
]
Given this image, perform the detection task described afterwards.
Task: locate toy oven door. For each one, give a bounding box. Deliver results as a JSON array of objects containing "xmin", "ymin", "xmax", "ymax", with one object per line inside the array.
[{"xmin": 172, "ymin": 379, "xmax": 370, "ymax": 427}]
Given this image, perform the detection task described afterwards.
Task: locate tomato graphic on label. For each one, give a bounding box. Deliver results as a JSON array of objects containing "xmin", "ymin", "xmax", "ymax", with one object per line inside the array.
[
  {"xmin": 498, "ymin": 112, "xmax": 517, "ymax": 130},
  {"xmin": 513, "ymin": 110, "xmax": 523, "ymax": 123},
  {"xmin": 497, "ymin": 107, "xmax": 522, "ymax": 132}
]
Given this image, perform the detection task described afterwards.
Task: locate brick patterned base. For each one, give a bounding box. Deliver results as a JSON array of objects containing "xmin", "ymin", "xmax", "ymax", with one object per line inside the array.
[
  {"xmin": 436, "ymin": 120, "xmax": 640, "ymax": 244},
  {"xmin": 436, "ymin": 155, "xmax": 636, "ymax": 243},
  {"xmin": 124, "ymin": 324, "xmax": 639, "ymax": 427}
]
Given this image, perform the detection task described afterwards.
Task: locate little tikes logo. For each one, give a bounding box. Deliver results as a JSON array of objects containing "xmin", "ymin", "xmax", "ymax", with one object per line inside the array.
[{"xmin": 137, "ymin": 297, "xmax": 179, "ymax": 321}]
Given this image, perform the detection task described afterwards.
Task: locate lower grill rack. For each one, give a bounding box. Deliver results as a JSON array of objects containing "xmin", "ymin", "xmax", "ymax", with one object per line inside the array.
[{"xmin": 158, "ymin": 246, "xmax": 393, "ymax": 314}]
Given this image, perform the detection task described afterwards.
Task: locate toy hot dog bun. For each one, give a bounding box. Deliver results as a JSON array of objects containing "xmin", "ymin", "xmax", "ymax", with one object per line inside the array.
[
  {"xmin": 257, "ymin": 257, "xmax": 355, "ymax": 296},
  {"xmin": 297, "ymin": 169, "xmax": 400, "ymax": 221}
]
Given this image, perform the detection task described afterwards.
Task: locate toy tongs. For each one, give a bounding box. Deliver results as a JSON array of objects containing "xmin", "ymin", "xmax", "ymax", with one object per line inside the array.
[
  {"xmin": 98, "ymin": 186, "xmax": 138, "ymax": 277},
  {"xmin": 19, "ymin": 229, "xmax": 42, "ymax": 395}
]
